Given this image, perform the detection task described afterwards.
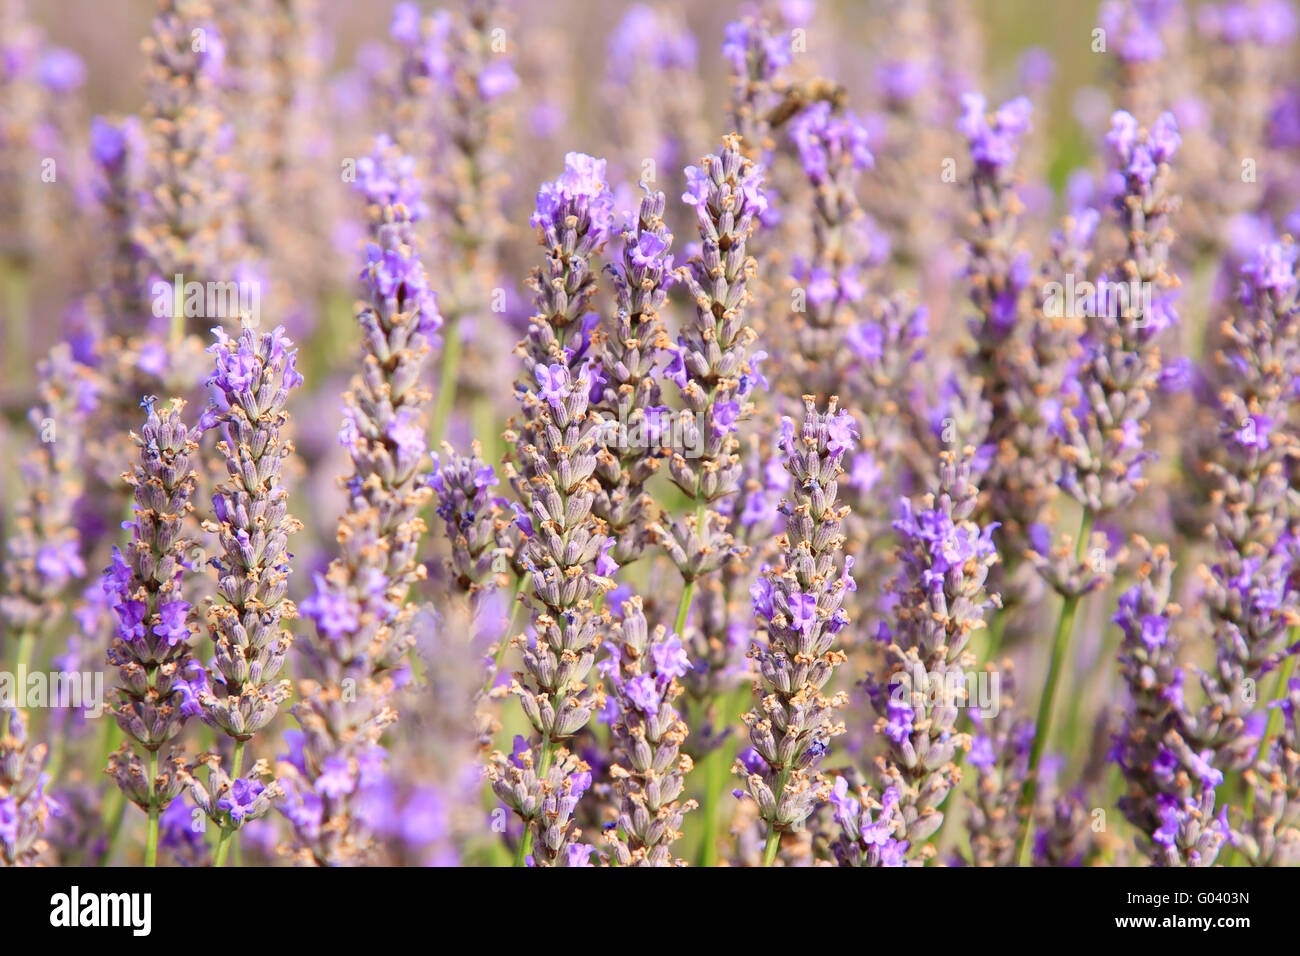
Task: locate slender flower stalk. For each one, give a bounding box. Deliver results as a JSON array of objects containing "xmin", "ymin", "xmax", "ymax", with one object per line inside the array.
[
  {"xmin": 183, "ymin": 322, "xmax": 303, "ymax": 865},
  {"xmin": 489, "ymin": 152, "xmax": 615, "ymax": 867},
  {"xmin": 279, "ymin": 137, "xmax": 441, "ymax": 866},
  {"xmin": 102, "ymin": 397, "xmax": 202, "ymax": 866},
  {"xmin": 737, "ymin": 397, "xmax": 856, "ymax": 865},
  {"xmin": 603, "ymin": 597, "xmax": 695, "ymax": 866}
]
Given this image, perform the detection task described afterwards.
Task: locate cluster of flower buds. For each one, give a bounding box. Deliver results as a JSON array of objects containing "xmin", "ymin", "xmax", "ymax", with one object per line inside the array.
[
  {"xmin": 604, "ymin": 597, "xmax": 696, "ymax": 866},
  {"xmin": 1, "ymin": 346, "xmax": 95, "ymax": 652},
  {"xmin": 955, "ymin": 93, "xmax": 1036, "ymax": 540},
  {"xmin": 723, "ymin": 13, "xmax": 792, "ymax": 163},
  {"xmin": 655, "ymin": 135, "xmax": 768, "ymax": 584},
  {"xmin": 135, "ymin": 0, "xmax": 237, "ymax": 339},
  {"xmin": 0, "ymin": 708, "xmax": 60, "ymax": 866},
  {"xmin": 1115, "ymin": 540, "xmax": 1229, "ymax": 865},
  {"xmin": 1056, "ymin": 110, "xmax": 1181, "ymax": 515},
  {"xmin": 103, "ymin": 398, "xmax": 200, "ymax": 816},
  {"xmin": 429, "ymin": 442, "xmax": 512, "ymax": 599},
  {"xmin": 865, "ymin": 447, "xmax": 1001, "ymax": 864},
  {"xmin": 786, "ymin": 100, "xmax": 875, "ymax": 401},
  {"xmin": 1193, "ymin": 240, "xmax": 1300, "ymax": 773},
  {"xmin": 188, "ymin": 323, "xmax": 302, "ymax": 745},
  {"xmin": 963, "ymin": 662, "xmax": 1033, "ymax": 866},
  {"xmin": 189, "ymin": 752, "xmax": 283, "ymax": 835},
  {"xmin": 281, "ymin": 137, "xmax": 440, "ymax": 865},
  {"xmin": 736, "ymin": 398, "xmax": 856, "ymax": 847},
  {"xmin": 1234, "ymin": 677, "xmax": 1300, "ymax": 866},
  {"xmin": 592, "ymin": 187, "xmax": 675, "ymax": 564},
  {"xmin": 490, "ymin": 152, "xmax": 616, "ymax": 866}
]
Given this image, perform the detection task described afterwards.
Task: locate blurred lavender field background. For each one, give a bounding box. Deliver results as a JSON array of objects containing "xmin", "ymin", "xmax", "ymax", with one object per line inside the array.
[{"xmin": 2, "ymin": 0, "xmax": 1299, "ymax": 868}]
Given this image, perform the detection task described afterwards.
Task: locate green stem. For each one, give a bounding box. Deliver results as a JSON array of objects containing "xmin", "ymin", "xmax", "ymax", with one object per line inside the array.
[
  {"xmin": 762, "ymin": 766, "xmax": 792, "ymax": 867},
  {"xmin": 694, "ymin": 688, "xmax": 743, "ymax": 868},
  {"xmin": 983, "ymin": 611, "xmax": 1008, "ymax": 662},
  {"xmin": 144, "ymin": 749, "xmax": 160, "ymax": 867},
  {"xmin": 213, "ymin": 740, "xmax": 245, "ymax": 868},
  {"xmin": 15, "ymin": 631, "xmax": 34, "ymax": 678},
  {"xmin": 673, "ymin": 579, "xmax": 697, "ymax": 638},
  {"xmin": 485, "ymin": 575, "xmax": 527, "ymax": 697},
  {"xmin": 2, "ymin": 632, "xmax": 35, "ymax": 736},
  {"xmin": 430, "ymin": 317, "xmax": 463, "ymax": 447},
  {"xmin": 2, "ymin": 256, "xmax": 31, "ymax": 392},
  {"xmin": 1015, "ymin": 507, "xmax": 1093, "ymax": 866}
]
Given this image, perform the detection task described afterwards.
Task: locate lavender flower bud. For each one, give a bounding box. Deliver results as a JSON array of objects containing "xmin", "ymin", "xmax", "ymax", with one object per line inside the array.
[
  {"xmin": 282, "ymin": 138, "xmax": 440, "ymax": 866},
  {"xmin": 864, "ymin": 446, "xmax": 1001, "ymax": 864},
  {"xmin": 1114, "ymin": 539, "xmax": 1229, "ymax": 865},
  {"xmin": 604, "ymin": 597, "xmax": 696, "ymax": 866},
  {"xmin": 104, "ymin": 397, "xmax": 202, "ymax": 814},
  {"xmin": 0, "ymin": 708, "xmax": 58, "ymax": 866},
  {"xmin": 491, "ymin": 152, "xmax": 616, "ymax": 866},
  {"xmin": 737, "ymin": 398, "xmax": 856, "ymax": 845},
  {"xmin": 592, "ymin": 187, "xmax": 675, "ymax": 564},
  {"xmin": 193, "ymin": 323, "xmax": 303, "ymax": 743},
  {"xmin": 655, "ymin": 135, "xmax": 767, "ymax": 583}
]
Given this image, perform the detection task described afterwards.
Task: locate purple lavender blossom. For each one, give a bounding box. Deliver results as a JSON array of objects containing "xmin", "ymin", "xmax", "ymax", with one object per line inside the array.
[
  {"xmin": 102, "ymin": 398, "xmax": 202, "ymax": 859},
  {"xmin": 737, "ymin": 399, "xmax": 856, "ymax": 863},
  {"xmin": 282, "ymin": 138, "xmax": 441, "ymax": 866},
  {"xmin": 604, "ymin": 598, "xmax": 695, "ymax": 865},
  {"xmin": 862, "ymin": 448, "xmax": 1001, "ymax": 865}
]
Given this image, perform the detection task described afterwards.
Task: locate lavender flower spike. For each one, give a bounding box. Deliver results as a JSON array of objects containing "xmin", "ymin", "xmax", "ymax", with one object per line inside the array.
[
  {"xmin": 1234, "ymin": 678, "xmax": 1300, "ymax": 866},
  {"xmin": 1057, "ymin": 110, "xmax": 1181, "ymax": 515},
  {"xmin": 103, "ymin": 397, "xmax": 202, "ymax": 866},
  {"xmin": 863, "ymin": 447, "xmax": 1001, "ymax": 865},
  {"xmin": 429, "ymin": 442, "xmax": 512, "ymax": 600},
  {"xmin": 0, "ymin": 708, "xmax": 60, "ymax": 866},
  {"xmin": 491, "ymin": 152, "xmax": 615, "ymax": 867},
  {"xmin": 280, "ymin": 138, "xmax": 440, "ymax": 866},
  {"xmin": 2, "ymin": 345, "xmax": 94, "ymax": 684},
  {"xmin": 738, "ymin": 398, "xmax": 856, "ymax": 865},
  {"xmin": 592, "ymin": 186, "xmax": 675, "ymax": 564},
  {"xmin": 189, "ymin": 322, "xmax": 303, "ymax": 860},
  {"xmin": 1191, "ymin": 238, "xmax": 1300, "ymax": 773},
  {"xmin": 656, "ymin": 134, "xmax": 768, "ymax": 634},
  {"xmin": 1114, "ymin": 539, "xmax": 1228, "ymax": 865},
  {"xmin": 604, "ymin": 597, "xmax": 696, "ymax": 866}
]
